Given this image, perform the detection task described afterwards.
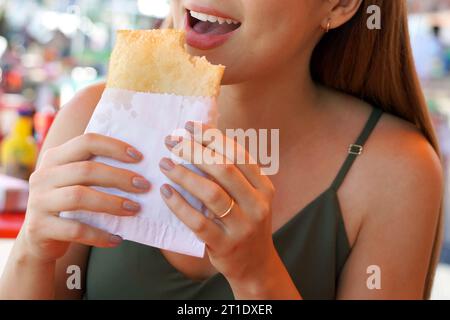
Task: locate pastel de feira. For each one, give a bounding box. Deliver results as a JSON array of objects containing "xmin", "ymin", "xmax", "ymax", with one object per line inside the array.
[{"xmin": 60, "ymin": 29, "xmax": 225, "ymax": 258}]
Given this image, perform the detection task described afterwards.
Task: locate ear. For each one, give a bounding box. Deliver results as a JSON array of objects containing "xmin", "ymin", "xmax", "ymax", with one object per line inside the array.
[{"xmin": 321, "ymin": 0, "xmax": 363, "ymax": 31}]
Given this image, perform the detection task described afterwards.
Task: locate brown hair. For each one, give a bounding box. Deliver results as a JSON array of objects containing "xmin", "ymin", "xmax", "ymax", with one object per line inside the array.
[
  {"xmin": 312, "ymin": 0, "xmax": 442, "ymax": 299},
  {"xmin": 164, "ymin": 0, "xmax": 443, "ymax": 299}
]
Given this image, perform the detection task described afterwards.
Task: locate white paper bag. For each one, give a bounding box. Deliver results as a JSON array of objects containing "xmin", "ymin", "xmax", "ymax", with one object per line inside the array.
[{"xmin": 60, "ymin": 88, "xmax": 219, "ymax": 258}]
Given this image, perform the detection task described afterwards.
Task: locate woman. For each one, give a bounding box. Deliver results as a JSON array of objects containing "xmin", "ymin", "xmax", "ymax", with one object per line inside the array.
[{"xmin": 0, "ymin": 0, "xmax": 444, "ymax": 299}]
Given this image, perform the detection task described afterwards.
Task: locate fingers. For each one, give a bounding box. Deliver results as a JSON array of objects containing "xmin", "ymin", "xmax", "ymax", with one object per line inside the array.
[
  {"xmin": 185, "ymin": 121, "xmax": 275, "ymax": 197},
  {"xmin": 38, "ymin": 161, "xmax": 151, "ymax": 193},
  {"xmin": 165, "ymin": 136, "xmax": 259, "ymax": 212},
  {"xmin": 159, "ymin": 184, "xmax": 225, "ymax": 250},
  {"xmin": 39, "ymin": 133, "xmax": 143, "ymax": 169},
  {"xmin": 34, "ymin": 186, "xmax": 141, "ymax": 217},
  {"xmin": 159, "ymin": 158, "xmax": 231, "ymax": 218},
  {"xmin": 159, "ymin": 158, "xmax": 246, "ymax": 230},
  {"xmin": 45, "ymin": 216, "xmax": 123, "ymax": 248}
]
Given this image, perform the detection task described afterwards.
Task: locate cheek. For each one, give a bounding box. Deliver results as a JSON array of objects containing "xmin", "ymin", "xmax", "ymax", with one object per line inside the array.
[
  {"xmin": 248, "ymin": 0, "xmax": 319, "ymax": 46},
  {"xmin": 235, "ymin": 3, "xmax": 319, "ymax": 74}
]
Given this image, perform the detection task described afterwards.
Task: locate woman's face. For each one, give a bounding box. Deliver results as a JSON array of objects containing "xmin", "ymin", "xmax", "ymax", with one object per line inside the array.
[{"xmin": 171, "ymin": 0, "xmax": 331, "ymax": 84}]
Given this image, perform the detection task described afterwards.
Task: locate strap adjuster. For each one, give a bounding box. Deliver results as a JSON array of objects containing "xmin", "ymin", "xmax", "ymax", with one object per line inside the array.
[{"xmin": 348, "ymin": 144, "xmax": 363, "ymax": 155}]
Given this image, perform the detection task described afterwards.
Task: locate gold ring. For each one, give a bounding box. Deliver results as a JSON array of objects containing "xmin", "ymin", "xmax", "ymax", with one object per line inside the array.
[{"xmin": 216, "ymin": 198, "xmax": 235, "ymax": 219}]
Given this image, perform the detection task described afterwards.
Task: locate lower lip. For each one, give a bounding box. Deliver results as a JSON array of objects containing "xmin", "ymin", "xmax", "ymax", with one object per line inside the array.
[{"xmin": 185, "ymin": 12, "xmax": 239, "ymax": 50}]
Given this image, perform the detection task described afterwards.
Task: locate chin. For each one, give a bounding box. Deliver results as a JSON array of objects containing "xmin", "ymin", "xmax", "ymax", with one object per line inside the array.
[{"xmin": 184, "ymin": 46, "xmax": 245, "ymax": 85}]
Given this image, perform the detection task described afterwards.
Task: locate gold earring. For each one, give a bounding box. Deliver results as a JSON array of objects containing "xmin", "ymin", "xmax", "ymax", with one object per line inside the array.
[{"xmin": 325, "ymin": 19, "xmax": 331, "ymax": 33}]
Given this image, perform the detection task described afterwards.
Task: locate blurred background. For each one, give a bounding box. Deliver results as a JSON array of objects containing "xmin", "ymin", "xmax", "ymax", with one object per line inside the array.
[{"xmin": 0, "ymin": 0, "xmax": 449, "ymax": 299}]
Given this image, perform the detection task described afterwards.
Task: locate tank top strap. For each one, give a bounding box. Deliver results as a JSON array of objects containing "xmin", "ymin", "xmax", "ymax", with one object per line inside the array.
[{"xmin": 331, "ymin": 107, "xmax": 384, "ymax": 191}]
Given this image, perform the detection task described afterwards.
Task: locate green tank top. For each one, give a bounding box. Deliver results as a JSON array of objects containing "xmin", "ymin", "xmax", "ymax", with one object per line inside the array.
[{"xmin": 84, "ymin": 107, "xmax": 383, "ymax": 300}]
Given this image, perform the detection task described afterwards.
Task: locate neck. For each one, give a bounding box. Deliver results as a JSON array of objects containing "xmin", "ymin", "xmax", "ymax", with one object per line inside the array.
[{"xmin": 217, "ymin": 53, "xmax": 322, "ymax": 133}]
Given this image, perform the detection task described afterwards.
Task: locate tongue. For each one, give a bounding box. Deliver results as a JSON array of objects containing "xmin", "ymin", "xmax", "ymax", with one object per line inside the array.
[{"xmin": 193, "ymin": 21, "xmax": 238, "ymax": 35}]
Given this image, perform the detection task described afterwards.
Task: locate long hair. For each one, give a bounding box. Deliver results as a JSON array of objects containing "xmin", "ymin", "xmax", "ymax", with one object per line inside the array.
[
  {"xmin": 164, "ymin": 0, "xmax": 443, "ymax": 299},
  {"xmin": 311, "ymin": 0, "xmax": 443, "ymax": 299}
]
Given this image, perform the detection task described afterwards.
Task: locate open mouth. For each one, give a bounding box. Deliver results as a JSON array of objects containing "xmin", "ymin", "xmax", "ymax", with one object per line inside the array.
[{"xmin": 187, "ymin": 9, "xmax": 242, "ymax": 36}]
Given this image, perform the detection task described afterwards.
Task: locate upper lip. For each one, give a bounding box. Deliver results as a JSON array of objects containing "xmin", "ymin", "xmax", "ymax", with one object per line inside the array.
[{"xmin": 184, "ymin": 3, "xmax": 241, "ymax": 23}]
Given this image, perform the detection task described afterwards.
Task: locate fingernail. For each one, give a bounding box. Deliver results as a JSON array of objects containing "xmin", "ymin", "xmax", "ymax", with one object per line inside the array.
[
  {"xmin": 159, "ymin": 158, "xmax": 175, "ymax": 171},
  {"xmin": 185, "ymin": 121, "xmax": 195, "ymax": 133},
  {"xmin": 123, "ymin": 201, "xmax": 141, "ymax": 212},
  {"xmin": 165, "ymin": 136, "xmax": 183, "ymax": 149},
  {"xmin": 132, "ymin": 177, "xmax": 151, "ymax": 190},
  {"xmin": 160, "ymin": 185, "xmax": 173, "ymax": 199},
  {"xmin": 127, "ymin": 147, "xmax": 142, "ymax": 161},
  {"xmin": 109, "ymin": 235, "xmax": 123, "ymax": 245}
]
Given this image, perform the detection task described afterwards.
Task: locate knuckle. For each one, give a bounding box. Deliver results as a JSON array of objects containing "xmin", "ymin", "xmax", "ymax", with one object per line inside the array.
[
  {"xmin": 216, "ymin": 163, "xmax": 234, "ymax": 177},
  {"xmin": 29, "ymin": 169, "xmax": 51, "ymax": 190},
  {"xmin": 192, "ymin": 217, "xmax": 208, "ymax": 234},
  {"xmin": 68, "ymin": 223, "xmax": 86, "ymax": 242},
  {"xmin": 28, "ymin": 171, "xmax": 42, "ymax": 188},
  {"xmin": 66, "ymin": 186, "xmax": 85, "ymax": 208},
  {"xmin": 170, "ymin": 195, "xmax": 182, "ymax": 210},
  {"xmin": 253, "ymin": 202, "xmax": 271, "ymax": 221},
  {"xmin": 40, "ymin": 148, "xmax": 55, "ymax": 164},
  {"xmin": 82, "ymin": 133, "xmax": 98, "ymax": 145},
  {"xmin": 168, "ymin": 164, "xmax": 182, "ymax": 179},
  {"xmin": 76, "ymin": 161, "xmax": 95, "ymax": 177},
  {"xmin": 204, "ymin": 186, "xmax": 223, "ymax": 204}
]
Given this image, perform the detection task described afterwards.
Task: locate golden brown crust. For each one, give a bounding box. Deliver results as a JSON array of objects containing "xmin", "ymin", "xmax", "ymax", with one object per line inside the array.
[{"xmin": 106, "ymin": 29, "xmax": 225, "ymax": 97}]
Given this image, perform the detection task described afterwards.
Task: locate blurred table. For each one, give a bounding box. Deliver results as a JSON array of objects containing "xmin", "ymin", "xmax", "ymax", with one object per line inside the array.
[
  {"xmin": 0, "ymin": 174, "xmax": 28, "ymax": 239},
  {"xmin": 0, "ymin": 212, "xmax": 25, "ymax": 238}
]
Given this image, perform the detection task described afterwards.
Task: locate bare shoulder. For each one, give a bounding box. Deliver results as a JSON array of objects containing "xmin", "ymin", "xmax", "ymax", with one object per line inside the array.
[
  {"xmin": 327, "ymin": 91, "xmax": 443, "ymax": 248},
  {"xmin": 42, "ymin": 82, "xmax": 106, "ymax": 151},
  {"xmin": 326, "ymin": 89, "xmax": 443, "ymax": 204},
  {"xmin": 363, "ymin": 107, "xmax": 443, "ymax": 218},
  {"xmin": 337, "ymin": 128, "xmax": 444, "ymax": 297},
  {"xmin": 331, "ymin": 95, "xmax": 444, "ymax": 298},
  {"xmin": 329, "ymin": 91, "xmax": 443, "ymax": 216},
  {"xmin": 53, "ymin": 82, "xmax": 105, "ymax": 137}
]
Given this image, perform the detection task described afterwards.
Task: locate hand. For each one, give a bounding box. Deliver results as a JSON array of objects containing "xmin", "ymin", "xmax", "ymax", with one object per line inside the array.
[
  {"xmin": 19, "ymin": 133, "xmax": 151, "ymax": 263},
  {"xmin": 159, "ymin": 121, "xmax": 282, "ymax": 293}
]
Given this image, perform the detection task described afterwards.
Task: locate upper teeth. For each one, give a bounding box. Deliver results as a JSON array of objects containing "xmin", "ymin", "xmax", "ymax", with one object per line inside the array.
[{"xmin": 189, "ymin": 10, "xmax": 240, "ymax": 25}]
